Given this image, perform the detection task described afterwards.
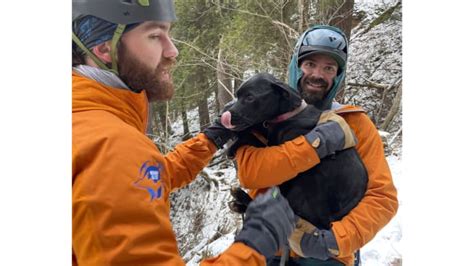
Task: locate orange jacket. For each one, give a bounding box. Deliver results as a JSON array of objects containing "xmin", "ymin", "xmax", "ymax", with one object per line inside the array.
[
  {"xmin": 235, "ymin": 105, "xmax": 398, "ymax": 265},
  {"xmin": 72, "ymin": 73, "xmax": 265, "ymax": 265}
]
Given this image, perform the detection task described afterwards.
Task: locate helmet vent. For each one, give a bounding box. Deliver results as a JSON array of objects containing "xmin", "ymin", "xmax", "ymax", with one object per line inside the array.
[{"xmin": 121, "ymin": 0, "xmax": 133, "ymax": 4}]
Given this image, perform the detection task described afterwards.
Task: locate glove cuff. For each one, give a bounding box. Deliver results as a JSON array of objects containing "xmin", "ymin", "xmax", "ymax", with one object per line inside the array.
[
  {"xmin": 304, "ymin": 130, "xmax": 328, "ymax": 159},
  {"xmin": 289, "ymin": 218, "xmax": 317, "ymax": 257},
  {"xmin": 323, "ymin": 229, "xmax": 340, "ymax": 257},
  {"xmin": 289, "ymin": 218, "xmax": 340, "ymax": 259}
]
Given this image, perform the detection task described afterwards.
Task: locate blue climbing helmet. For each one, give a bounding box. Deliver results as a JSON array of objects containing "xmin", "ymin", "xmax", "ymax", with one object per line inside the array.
[
  {"xmin": 72, "ymin": 0, "xmax": 176, "ymax": 74},
  {"xmin": 288, "ymin": 25, "xmax": 348, "ymax": 110}
]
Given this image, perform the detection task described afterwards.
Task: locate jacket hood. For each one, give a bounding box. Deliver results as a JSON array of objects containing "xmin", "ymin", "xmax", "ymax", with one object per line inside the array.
[
  {"xmin": 72, "ymin": 72, "xmax": 149, "ymax": 132},
  {"xmin": 288, "ymin": 25, "xmax": 347, "ymax": 111}
]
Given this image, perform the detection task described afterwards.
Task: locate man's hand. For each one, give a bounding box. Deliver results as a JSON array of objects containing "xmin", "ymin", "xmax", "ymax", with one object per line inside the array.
[
  {"xmin": 304, "ymin": 110, "xmax": 357, "ymax": 159},
  {"xmin": 288, "ymin": 217, "xmax": 340, "ymax": 260},
  {"xmin": 234, "ymin": 187, "xmax": 296, "ymax": 259},
  {"xmin": 203, "ymin": 100, "xmax": 237, "ymax": 149}
]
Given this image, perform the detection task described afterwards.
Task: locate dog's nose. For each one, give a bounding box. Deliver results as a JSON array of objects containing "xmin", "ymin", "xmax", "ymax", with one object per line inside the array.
[{"xmin": 221, "ymin": 111, "xmax": 235, "ymax": 129}]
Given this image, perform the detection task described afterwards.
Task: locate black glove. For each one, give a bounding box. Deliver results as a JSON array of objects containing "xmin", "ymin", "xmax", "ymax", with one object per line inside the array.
[
  {"xmin": 234, "ymin": 187, "xmax": 296, "ymax": 258},
  {"xmin": 288, "ymin": 217, "xmax": 340, "ymax": 260},
  {"xmin": 228, "ymin": 186, "xmax": 253, "ymax": 214},
  {"xmin": 304, "ymin": 111, "xmax": 358, "ymax": 159},
  {"xmin": 203, "ymin": 120, "xmax": 236, "ymax": 149},
  {"xmin": 203, "ymin": 100, "xmax": 237, "ymax": 149}
]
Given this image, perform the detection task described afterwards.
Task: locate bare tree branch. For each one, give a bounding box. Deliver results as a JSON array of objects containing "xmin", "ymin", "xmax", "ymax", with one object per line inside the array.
[
  {"xmin": 172, "ymin": 37, "xmax": 244, "ymax": 79},
  {"xmin": 347, "ymin": 82, "xmax": 388, "ymax": 90},
  {"xmin": 327, "ymin": 0, "xmax": 348, "ymax": 24},
  {"xmin": 388, "ymin": 128, "xmax": 402, "ymax": 146},
  {"xmin": 375, "ymin": 77, "xmax": 402, "ymax": 124}
]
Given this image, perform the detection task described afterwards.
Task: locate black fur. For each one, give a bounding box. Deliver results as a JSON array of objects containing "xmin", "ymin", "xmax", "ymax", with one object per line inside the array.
[{"xmin": 227, "ymin": 73, "xmax": 368, "ymax": 229}]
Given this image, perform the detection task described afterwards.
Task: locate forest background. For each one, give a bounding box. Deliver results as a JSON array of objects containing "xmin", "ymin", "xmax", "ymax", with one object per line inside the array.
[
  {"xmin": 148, "ymin": 0, "xmax": 403, "ymax": 154},
  {"xmin": 156, "ymin": 0, "xmax": 403, "ymax": 265}
]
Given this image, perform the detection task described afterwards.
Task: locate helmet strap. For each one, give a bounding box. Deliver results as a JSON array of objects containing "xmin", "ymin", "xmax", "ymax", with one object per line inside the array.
[
  {"xmin": 72, "ymin": 23, "xmax": 126, "ymax": 76},
  {"xmin": 72, "ymin": 31, "xmax": 110, "ymax": 71},
  {"xmin": 110, "ymin": 24, "xmax": 126, "ymax": 75}
]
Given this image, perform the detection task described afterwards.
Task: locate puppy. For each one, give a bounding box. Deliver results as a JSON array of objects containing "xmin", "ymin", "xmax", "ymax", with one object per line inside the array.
[{"xmin": 222, "ymin": 73, "xmax": 368, "ymax": 230}]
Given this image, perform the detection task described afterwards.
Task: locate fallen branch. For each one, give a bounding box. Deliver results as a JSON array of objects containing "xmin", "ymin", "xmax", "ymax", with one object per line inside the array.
[
  {"xmin": 199, "ymin": 169, "xmax": 219, "ymax": 188},
  {"xmin": 348, "ymin": 76, "xmax": 394, "ymax": 90},
  {"xmin": 388, "ymin": 127, "xmax": 402, "ymax": 146}
]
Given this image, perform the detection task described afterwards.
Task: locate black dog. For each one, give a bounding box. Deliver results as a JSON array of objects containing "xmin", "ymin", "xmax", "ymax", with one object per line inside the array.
[{"xmin": 222, "ymin": 73, "xmax": 368, "ymax": 230}]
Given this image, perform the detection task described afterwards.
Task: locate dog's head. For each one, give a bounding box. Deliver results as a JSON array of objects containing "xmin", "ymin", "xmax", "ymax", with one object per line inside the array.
[{"xmin": 221, "ymin": 73, "xmax": 302, "ymax": 131}]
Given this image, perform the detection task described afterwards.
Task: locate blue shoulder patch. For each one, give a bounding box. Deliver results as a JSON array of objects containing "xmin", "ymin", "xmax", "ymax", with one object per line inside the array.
[{"xmin": 134, "ymin": 160, "xmax": 164, "ymax": 202}]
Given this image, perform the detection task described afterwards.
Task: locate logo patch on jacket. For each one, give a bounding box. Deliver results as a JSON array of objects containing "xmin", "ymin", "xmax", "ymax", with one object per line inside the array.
[{"xmin": 134, "ymin": 160, "xmax": 163, "ymax": 201}]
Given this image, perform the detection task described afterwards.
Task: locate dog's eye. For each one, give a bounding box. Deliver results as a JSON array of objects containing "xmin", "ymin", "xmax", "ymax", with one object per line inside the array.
[{"xmin": 245, "ymin": 95, "xmax": 255, "ymax": 102}]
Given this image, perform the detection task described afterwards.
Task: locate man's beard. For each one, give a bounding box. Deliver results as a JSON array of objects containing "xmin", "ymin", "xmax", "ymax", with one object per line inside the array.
[
  {"xmin": 298, "ymin": 76, "xmax": 330, "ymax": 106},
  {"xmin": 117, "ymin": 44, "xmax": 176, "ymax": 102}
]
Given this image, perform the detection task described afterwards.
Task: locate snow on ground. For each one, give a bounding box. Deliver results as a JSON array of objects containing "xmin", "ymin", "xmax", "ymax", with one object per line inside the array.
[{"xmin": 360, "ymin": 155, "xmax": 402, "ymax": 266}]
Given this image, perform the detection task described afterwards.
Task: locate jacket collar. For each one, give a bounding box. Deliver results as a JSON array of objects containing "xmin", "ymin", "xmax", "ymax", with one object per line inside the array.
[
  {"xmin": 72, "ymin": 71, "xmax": 149, "ymax": 133},
  {"xmin": 73, "ymin": 64, "xmax": 130, "ymax": 90}
]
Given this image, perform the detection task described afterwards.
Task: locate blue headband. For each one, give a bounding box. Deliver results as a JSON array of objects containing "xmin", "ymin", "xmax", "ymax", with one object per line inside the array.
[{"xmin": 73, "ymin": 15, "xmax": 139, "ymax": 50}]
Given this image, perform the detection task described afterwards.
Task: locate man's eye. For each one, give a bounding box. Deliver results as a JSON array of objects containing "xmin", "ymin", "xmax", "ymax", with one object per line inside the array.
[
  {"xmin": 150, "ymin": 35, "xmax": 161, "ymax": 39},
  {"xmin": 324, "ymin": 66, "xmax": 336, "ymax": 73}
]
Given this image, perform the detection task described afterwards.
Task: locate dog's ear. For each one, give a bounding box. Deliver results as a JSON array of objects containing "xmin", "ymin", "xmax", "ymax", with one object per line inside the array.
[{"xmin": 271, "ymin": 80, "xmax": 302, "ymax": 113}]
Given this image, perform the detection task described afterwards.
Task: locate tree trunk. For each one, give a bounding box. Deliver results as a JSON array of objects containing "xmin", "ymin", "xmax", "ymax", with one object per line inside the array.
[
  {"xmin": 328, "ymin": 0, "xmax": 355, "ymax": 43},
  {"xmin": 234, "ymin": 72, "xmax": 243, "ymax": 91},
  {"xmin": 217, "ymin": 41, "xmax": 234, "ymax": 111},
  {"xmin": 380, "ymin": 82, "xmax": 402, "ymax": 131},
  {"xmin": 317, "ymin": 0, "xmax": 355, "ymax": 103},
  {"xmin": 298, "ymin": 0, "xmax": 308, "ymax": 33},
  {"xmin": 198, "ymin": 96, "xmax": 210, "ymax": 131},
  {"xmin": 180, "ymin": 101, "xmax": 190, "ymax": 140},
  {"xmin": 155, "ymin": 102, "xmax": 170, "ymax": 136}
]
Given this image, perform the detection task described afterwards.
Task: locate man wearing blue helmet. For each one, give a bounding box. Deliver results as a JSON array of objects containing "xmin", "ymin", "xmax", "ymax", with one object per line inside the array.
[
  {"xmin": 234, "ymin": 25, "xmax": 398, "ymax": 265},
  {"xmin": 72, "ymin": 0, "xmax": 298, "ymax": 265}
]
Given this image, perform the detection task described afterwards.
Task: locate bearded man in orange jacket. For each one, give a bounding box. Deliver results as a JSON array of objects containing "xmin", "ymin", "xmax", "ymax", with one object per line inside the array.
[
  {"xmin": 231, "ymin": 26, "xmax": 399, "ymax": 265},
  {"xmin": 72, "ymin": 1, "xmax": 298, "ymax": 265}
]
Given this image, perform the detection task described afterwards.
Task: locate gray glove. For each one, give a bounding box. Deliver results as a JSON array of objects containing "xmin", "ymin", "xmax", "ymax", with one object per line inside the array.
[
  {"xmin": 234, "ymin": 187, "xmax": 296, "ymax": 258},
  {"xmin": 289, "ymin": 217, "xmax": 340, "ymax": 260},
  {"xmin": 304, "ymin": 111, "xmax": 358, "ymax": 159}
]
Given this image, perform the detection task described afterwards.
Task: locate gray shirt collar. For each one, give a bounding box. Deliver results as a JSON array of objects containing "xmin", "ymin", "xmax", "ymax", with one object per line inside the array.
[{"xmin": 73, "ymin": 65, "xmax": 130, "ymax": 90}]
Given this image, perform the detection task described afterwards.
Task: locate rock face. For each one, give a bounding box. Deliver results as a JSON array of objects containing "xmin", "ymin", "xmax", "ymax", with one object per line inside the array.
[
  {"xmin": 346, "ymin": 0, "xmax": 402, "ymax": 155},
  {"xmin": 169, "ymin": 1, "xmax": 403, "ymax": 265}
]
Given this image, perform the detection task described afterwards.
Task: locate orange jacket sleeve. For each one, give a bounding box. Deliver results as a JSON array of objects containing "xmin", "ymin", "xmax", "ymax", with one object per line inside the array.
[
  {"xmin": 164, "ymin": 133, "xmax": 217, "ymax": 190},
  {"xmin": 201, "ymin": 242, "xmax": 266, "ymax": 265},
  {"xmin": 330, "ymin": 111, "xmax": 398, "ymax": 259},
  {"xmin": 235, "ymin": 136, "xmax": 320, "ymax": 188}
]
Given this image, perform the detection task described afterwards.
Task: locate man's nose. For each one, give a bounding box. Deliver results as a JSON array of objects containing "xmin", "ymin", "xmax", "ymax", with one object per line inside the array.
[
  {"xmin": 308, "ymin": 66, "xmax": 325, "ymax": 79},
  {"xmin": 163, "ymin": 36, "xmax": 179, "ymax": 59}
]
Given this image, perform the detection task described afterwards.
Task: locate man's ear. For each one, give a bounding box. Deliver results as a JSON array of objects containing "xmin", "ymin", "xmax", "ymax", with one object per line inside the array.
[{"xmin": 91, "ymin": 41, "xmax": 113, "ymax": 63}]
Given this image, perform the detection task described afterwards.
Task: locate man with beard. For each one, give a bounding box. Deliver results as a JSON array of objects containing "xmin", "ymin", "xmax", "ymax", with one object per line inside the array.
[
  {"xmin": 232, "ymin": 26, "xmax": 398, "ymax": 265},
  {"xmin": 72, "ymin": 1, "xmax": 297, "ymax": 265}
]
